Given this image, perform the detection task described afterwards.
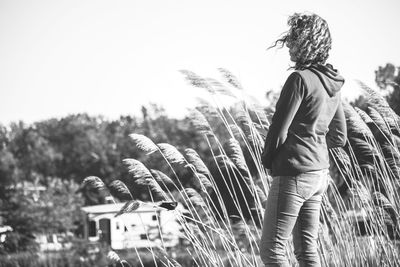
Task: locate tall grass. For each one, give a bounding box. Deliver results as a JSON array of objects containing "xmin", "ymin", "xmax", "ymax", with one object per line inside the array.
[{"xmin": 85, "ymin": 70, "xmax": 400, "ymax": 267}]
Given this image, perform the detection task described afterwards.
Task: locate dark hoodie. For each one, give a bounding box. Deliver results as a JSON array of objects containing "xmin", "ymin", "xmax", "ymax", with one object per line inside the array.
[{"xmin": 261, "ymin": 64, "xmax": 347, "ymax": 176}]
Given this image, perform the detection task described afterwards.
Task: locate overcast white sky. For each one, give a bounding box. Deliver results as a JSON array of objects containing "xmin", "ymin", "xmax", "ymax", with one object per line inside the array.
[{"xmin": 1, "ymin": 0, "xmax": 399, "ymax": 124}]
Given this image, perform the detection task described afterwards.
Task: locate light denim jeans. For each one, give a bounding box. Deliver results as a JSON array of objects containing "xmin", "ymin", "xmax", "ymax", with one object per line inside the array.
[{"xmin": 260, "ymin": 169, "xmax": 330, "ymax": 267}]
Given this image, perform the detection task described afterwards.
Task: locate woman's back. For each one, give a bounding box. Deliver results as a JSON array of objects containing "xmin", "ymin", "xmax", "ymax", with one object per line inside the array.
[{"xmin": 262, "ymin": 64, "xmax": 347, "ymax": 176}]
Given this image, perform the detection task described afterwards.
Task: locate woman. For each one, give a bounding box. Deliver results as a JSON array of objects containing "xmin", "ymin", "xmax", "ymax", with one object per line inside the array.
[{"xmin": 260, "ymin": 13, "xmax": 347, "ymax": 267}]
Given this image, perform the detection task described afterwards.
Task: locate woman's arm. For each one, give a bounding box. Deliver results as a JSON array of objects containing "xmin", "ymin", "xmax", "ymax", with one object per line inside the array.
[
  {"xmin": 262, "ymin": 72, "xmax": 305, "ymax": 169},
  {"xmin": 326, "ymin": 98, "xmax": 347, "ymax": 148}
]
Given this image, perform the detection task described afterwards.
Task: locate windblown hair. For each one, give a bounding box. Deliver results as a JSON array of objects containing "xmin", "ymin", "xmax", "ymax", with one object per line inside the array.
[{"xmin": 271, "ymin": 13, "xmax": 332, "ymax": 70}]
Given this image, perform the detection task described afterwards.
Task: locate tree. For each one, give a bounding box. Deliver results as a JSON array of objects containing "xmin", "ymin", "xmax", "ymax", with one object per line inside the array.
[
  {"xmin": 1, "ymin": 178, "xmax": 83, "ymax": 253},
  {"xmin": 375, "ymin": 63, "xmax": 400, "ymax": 115}
]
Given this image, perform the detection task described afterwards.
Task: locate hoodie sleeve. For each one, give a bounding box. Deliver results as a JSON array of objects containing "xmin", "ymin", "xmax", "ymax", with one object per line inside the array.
[
  {"xmin": 326, "ymin": 98, "xmax": 347, "ymax": 148},
  {"xmin": 262, "ymin": 72, "xmax": 305, "ymax": 169}
]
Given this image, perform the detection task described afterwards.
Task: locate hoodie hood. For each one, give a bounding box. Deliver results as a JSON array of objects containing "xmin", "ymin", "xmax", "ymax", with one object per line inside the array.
[{"xmin": 308, "ymin": 64, "xmax": 345, "ymax": 97}]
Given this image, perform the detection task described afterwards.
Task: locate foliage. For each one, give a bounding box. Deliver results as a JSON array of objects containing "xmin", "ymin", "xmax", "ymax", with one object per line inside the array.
[
  {"xmin": 375, "ymin": 63, "xmax": 400, "ymax": 115},
  {"xmin": 1, "ymin": 178, "xmax": 83, "ymax": 254},
  {"xmin": 0, "ymin": 252, "xmax": 38, "ymax": 267},
  {"xmin": 0, "ymin": 239, "xmax": 112, "ymax": 267},
  {"xmin": 0, "ymin": 232, "xmax": 38, "ymax": 255},
  {"xmin": 0, "ymin": 106, "xmax": 212, "ymax": 203}
]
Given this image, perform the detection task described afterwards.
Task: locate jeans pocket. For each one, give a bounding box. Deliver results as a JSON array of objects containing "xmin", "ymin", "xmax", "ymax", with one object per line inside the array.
[{"xmin": 295, "ymin": 170, "xmax": 328, "ymax": 200}]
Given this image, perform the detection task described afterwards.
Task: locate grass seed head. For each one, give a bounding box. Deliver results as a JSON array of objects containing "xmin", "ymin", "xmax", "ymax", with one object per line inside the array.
[
  {"xmin": 108, "ymin": 180, "xmax": 132, "ymax": 200},
  {"xmin": 115, "ymin": 200, "xmax": 142, "ymax": 217},
  {"xmin": 129, "ymin": 133, "xmax": 158, "ymax": 154},
  {"xmin": 123, "ymin": 158, "xmax": 153, "ymax": 180},
  {"xmin": 82, "ymin": 176, "xmax": 108, "ymax": 192},
  {"xmin": 107, "ymin": 250, "xmax": 121, "ymax": 262},
  {"xmin": 157, "ymin": 143, "xmax": 186, "ymax": 165},
  {"xmin": 185, "ymin": 148, "xmax": 210, "ymax": 176}
]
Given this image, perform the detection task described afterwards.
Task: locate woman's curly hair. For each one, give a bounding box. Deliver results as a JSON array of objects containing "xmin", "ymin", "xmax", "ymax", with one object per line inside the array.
[{"xmin": 271, "ymin": 13, "xmax": 332, "ymax": 70}]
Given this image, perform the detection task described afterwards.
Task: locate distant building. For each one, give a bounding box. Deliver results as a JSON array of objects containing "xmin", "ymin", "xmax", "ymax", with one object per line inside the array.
[
  {"xmin": 11, "ymin": 181, "xmax": 46, "ymax": 202},
  {"xmin": 35, "ymin": 233, "xmax": 72, "ymax": 251},
  {"xmin": 81, "ymin": 202, "xmax": 184, "ymax": 250},
  {"xmin": 0, "ymin": 225, "xmax": 12, "ymax": 244}
]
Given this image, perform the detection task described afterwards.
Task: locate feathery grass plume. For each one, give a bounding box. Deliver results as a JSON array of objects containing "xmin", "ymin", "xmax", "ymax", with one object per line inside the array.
[
  {"xmin": 188, "ymin": 109, "xmax": 214, "ymax": 136},
  {"xmin": 372, "ymin": 191, "xmax": 395, "ymax": 211},
  {"xmin": 334, "ymin": 147, "xmax": 352, "ymax": 167},
  {"xmin": 361, "ymin": 107, "xmax": 400, "ymax": 179},
  {"xmin": 129, "ymin": 133, "xmax": 158, "ymax": 154},
  {"xmin": 183, "ymin": 188, "xmax": 207, "ymax": 208},
  {"xmin": 184, "ymin": 162, "xmax": 197, "ymax": 174},
  {"xmin": 215, "ymin": 154, "xmax": 237, "ymax": 171},
  {"xmin": 184, "ymin": 160, "xmax": 214, "ymax": 194},
  {"xmin": 232, "ymin": 103, "xmax": 250, "ymax": 125},
  {"xmin": 206, "ymin": 77, "xmax": 237, "ymax": 98},
  {"xmin": 226, "ymin": 138, "xmax": 249, "ymax": 177},
  {"xmin": 357, "ymin": 80, "xmax": 391, "ymax": 112},
  {"xmin": 107, "ymin": 251, "xmax": 121, "ymax": 263},
  {"xmin": 146, "ymin": 178, "xmax": 169, "ymax": 201},
  {"xmin": 150, "ymin": 169, "xmax": 174, "ymax": 186},
  {"xmin": 195, "ymin": 97, "xmax": 219, "ymax": 117},
  {"xmin": 367, "ymin": 107, "xmax": 392, "ymax": 141},
  {"xmin": 251, "ymin": 122, "xmax": 268, "ymax": 148},
  {"xmin": 195, "ymin": 172, "xmax": 213, "ymax": 193},
  {"xmin": 246, "ymin": 99, "xmax": 270, "ymax": 128},
  {"xmin": 180, "ymin": 70, "xmax": 214, "ymax": 94},
  {"xmin": 342, "ymin": 102, "xmax": 380, "ymax": 172},
  {"xmin": 350, "ymin": 180, "xmax": 371, "ymax": 206},
  {"xmin": 218, "ymin": 68, "xmax": 243, "ymax": 90},
  {"xmin": 185, "ymin": 162, "xmax": 213, "ymax": 193},
  {"xmin": 123, "ymin": 158, "xmax": 153, "ymax": 180},
  {"xmin": 185, "ymin": 148, "xmax": 210, "ymax": 176},
  {"xmin": 157, "ymin": 143, "xmax": 186, "ymax": 165},
  {"xmin": 372, "ymin": 191, "xmax": 399, "ymax": 226},
  {"xmin": 82, "ymin": 176, "xmax": 108, "ymax": 193},
  {"xmin": 343, "ymin": 101, "xmax": 373, "ymax": 138},
  {"xmin": 330, "ymin": 147, "xmax": 353, "ymax": 183},
  {"xmin": 107, "ymin": 251, "xmax": 132, "ymax": 267},
  {"xmin": 252, "ymin": 121, "xmax": 267, "ymax": 138},
  {"xmin": 230, "ymin": 103, "xmax": 262, "ymax": 147},
  {"xmin": 357, "ymin": 80, "xmax": 400, "ymax": 133},
  {"xmin": 348, "ymin": 136, "xmax": 378, "ymax": 171},
  {"xmin": 380, "ymin": 142, "xmax": 400, "ymax": 179},
  {"xmin": 115, "ymin": 200, "xmax": 142, "ymax": 217},
  {"xmin": 355, "ymin": 107, "xmax": 373, "ymax": 124},
  {"xmin": 229, "ymin": 124, "xmax": 245, "ymax": 140},
  {"xmin": 372, "ymin": 206, "xmax": 397, "ymax": 238},
  {"xmin": 108, "ymin": 180, "xmax": 133, "ymax": 200},
  {"xmin": 123, "ymin": 162, "xmax": 169, "ymax": 200}
]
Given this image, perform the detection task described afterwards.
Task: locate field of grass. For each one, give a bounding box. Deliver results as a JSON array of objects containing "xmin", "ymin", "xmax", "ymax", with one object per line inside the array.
[{"xmin": 85, "ymin": 70, "xmax": 400, "ymax": 267}]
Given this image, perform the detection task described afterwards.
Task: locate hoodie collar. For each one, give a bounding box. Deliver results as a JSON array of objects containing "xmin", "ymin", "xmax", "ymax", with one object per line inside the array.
[{"xmin": 308, "ymin": 64, "xmax": 345, "ymax": 97}]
